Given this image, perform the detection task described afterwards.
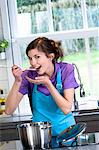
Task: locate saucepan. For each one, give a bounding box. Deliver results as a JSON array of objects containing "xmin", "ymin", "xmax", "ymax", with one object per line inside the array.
[{"xmin": 17, "ymin": 122, "xmax": 52, "ymax": 149}]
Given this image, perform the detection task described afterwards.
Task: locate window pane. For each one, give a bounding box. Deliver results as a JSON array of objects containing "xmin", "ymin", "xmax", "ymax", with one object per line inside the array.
[
  {"xmin": 86, "ymin": 0, "xmax": 99, "ymax": 27},
  {"xmin": 61, "ymin": 37, "xmax": 99, "ymax": 98},
  {"xmin": 61, "ymin": 38, "xmax": 90, "ymax": 97},
  {"xmin": 16, "ymin": 0, "xmax": 83, "ymax": 35},
  {"xmin": 51, "ymin": 0, "xmax": 83, "ymax": 31},
  {"xmin": 19, "ymin": 43, "xmax": 30, "ymax": 68},
  {"xmin": 16, "ymin": 0, "xmax": 48, "ymax": 35},
  {"xmin": 89, "ymin": 37, "xmax": 99, "ymax": 97}
]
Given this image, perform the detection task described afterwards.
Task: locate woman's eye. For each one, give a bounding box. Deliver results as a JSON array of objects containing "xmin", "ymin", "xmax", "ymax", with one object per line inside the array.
[
  {"xmin": 35, "ymin": 56, "xmax": 40, "ymax": 59},
  {"xmin": 28, "ymin": 57, "xmax": 32, "ymax": 60},
  {"xmin": 28, "ymin": 55, "xmax": 40, "ymax": 60}
]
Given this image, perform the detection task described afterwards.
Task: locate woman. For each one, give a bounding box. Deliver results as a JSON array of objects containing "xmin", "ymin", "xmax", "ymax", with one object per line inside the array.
[{"xmin": 5, "ymin": 37, "xmax": 85, "ymax": 147}]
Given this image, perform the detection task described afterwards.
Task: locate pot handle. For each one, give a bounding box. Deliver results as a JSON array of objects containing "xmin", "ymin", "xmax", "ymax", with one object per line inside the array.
[
  {"xmin": 57, "ymin": 123, "xmax": 86, "ymax": 143},
  {"xmin": 41, "ymin": 125, "xmax": 51, "ymax": 129}
]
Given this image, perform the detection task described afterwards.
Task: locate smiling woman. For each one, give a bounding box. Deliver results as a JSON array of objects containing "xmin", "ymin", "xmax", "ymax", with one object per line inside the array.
[{"xmin": 5, "ymin": 37, "xmax": 86, "ymax": 148}]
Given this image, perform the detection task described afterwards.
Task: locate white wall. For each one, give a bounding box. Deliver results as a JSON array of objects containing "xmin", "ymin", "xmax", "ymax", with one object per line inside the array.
[
  {"xmin": 0, "ymin": 8, "xmax": 9, "ymax": 96},
  {"xmin": 0, "ymin": 2, "xmax": 32, "ymax": 116},
  {"xmin": 0, "ymin": 8, "xmax": 3, "ymax": 38}
]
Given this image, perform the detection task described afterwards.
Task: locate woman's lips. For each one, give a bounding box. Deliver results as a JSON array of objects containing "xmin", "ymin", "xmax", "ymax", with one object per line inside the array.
[
  {"xmin": 36, "ymin": 66, "xmax": 41, "ymax": 70},
  {"xmin": 25, "ymin": 66, "xmax": 41, "ymax": 72}
]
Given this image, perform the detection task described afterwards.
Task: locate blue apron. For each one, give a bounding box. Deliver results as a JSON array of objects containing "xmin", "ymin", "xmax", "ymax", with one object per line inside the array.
[{"xmin": 32, "ymin": 69, "xmax": 75, "ymax": 136}]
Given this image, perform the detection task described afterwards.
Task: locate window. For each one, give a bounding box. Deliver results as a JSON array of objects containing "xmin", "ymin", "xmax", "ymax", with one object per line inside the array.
[
  {"xmin": 51, "ymin": 0, "xmax": 83, "ymax": 31},
  {"xmin": 86, "ymin": 0, "xmax": 99, "ymax": 27},
  {"xmin": 16, "ymin": 0, "xmax": 99, "ymax": 104},
  {"xmin": 16, "ymin": 0, "xmax": 48, "ymax": 35}
]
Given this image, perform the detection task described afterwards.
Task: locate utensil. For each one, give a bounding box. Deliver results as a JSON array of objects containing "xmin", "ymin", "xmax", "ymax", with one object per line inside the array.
[
  {"xmin": 0, "ymin": 65, "xmax": 36, "ymax": 71},
  {"xmin": 17, "ymin": 122, "xmax": 52, "ymax": 149}
]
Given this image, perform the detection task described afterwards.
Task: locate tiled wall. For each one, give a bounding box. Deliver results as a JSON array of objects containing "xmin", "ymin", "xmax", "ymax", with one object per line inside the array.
[
  {"xmin": 0, "ymin": 8, "xmax": 31, "ymax": 115},
  {"xmin": 0, "ymin": 8, "xmax": 9, "ymax": 95},
  {"xmin": 0, "ymin": 8, "xmax": 3, "ymax": 37}
]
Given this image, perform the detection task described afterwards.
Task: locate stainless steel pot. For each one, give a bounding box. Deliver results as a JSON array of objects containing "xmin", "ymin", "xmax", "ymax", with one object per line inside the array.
[{"xmin": 17, "ymin": 122, "xmax": 52, "ymax": 149}]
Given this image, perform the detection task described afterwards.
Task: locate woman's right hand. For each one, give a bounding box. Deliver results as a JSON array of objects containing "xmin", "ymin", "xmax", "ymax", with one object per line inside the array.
[{"xmin": 12, "ymin": 65, "xmax": 23, "ymax": 83}]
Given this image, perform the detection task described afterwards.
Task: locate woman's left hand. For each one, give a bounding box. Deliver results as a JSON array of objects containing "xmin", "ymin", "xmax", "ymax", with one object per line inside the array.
[{"xmin": 25, "ymin": 75, "xmax": 51, "ymax": 86}]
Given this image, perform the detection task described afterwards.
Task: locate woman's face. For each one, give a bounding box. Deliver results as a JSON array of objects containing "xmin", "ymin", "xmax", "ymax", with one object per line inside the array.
[{"xmin": 27, "ymin": 48, "xmax": 54, "ymax": 76}]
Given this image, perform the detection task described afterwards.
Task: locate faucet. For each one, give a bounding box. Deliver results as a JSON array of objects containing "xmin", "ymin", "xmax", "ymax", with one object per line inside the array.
[
  {"xmin": 74, "ymin": 93, "xmax": 79, "ymax": 111},
  {"xmin": 73, "ymin": 64, "xmax": 85, "ymax": 111}
]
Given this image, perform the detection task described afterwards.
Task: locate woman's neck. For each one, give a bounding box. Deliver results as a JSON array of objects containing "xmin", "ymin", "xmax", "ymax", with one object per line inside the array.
[{"xmin": 46, "ymin": 63, "xmax": 55, "ymax": 78}]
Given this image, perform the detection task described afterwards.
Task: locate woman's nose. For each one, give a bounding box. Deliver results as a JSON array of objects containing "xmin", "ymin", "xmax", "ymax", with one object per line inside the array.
[{"xmin": 31, "ymin": 57, "xmax": 37, "ymax": 66}]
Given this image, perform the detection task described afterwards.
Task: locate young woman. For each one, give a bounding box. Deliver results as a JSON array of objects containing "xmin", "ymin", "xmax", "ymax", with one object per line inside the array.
[{"xmin": 5, "ymin": 37, "xmax": 85, "ymax": 147}]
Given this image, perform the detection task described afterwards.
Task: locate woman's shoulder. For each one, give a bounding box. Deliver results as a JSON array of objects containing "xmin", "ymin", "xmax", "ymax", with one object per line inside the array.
[{"xmin": 57, "ymin": 62, "xmax": 73, "ymax": 71}]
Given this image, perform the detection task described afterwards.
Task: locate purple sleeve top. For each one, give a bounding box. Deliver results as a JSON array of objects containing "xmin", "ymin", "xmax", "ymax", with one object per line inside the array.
[
  {"xmin": 60, "ymin": 62, "xmax": 79, "ymax": 89},
  {"xmin": 19, "ymin": 62, "xmax": 79, "ymax": 96}
]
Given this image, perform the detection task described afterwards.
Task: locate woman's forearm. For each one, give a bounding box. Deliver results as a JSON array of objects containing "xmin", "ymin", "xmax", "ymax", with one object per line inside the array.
[
  {"xmin": 5, "ymin": 81, "xmax": 23, "ymax": 115},
  {"xmin": 47, "ymin": 82, "xmax": 74, "ymax": 114}
]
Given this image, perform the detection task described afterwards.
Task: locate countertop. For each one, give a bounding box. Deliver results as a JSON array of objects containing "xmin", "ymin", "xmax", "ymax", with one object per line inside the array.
[
  {"xmin": 0, "ymin": 109, "xmax": 99, "ymax": 124},
  {"xmin": 1, "ymin": 140, "xmax": 99, "ymax": 150}
]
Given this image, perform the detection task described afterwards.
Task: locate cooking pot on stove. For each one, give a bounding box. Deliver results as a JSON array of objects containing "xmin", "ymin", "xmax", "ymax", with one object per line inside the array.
[{"xmin": 17, "ymin": 122, "xmax": 52, "ymax": 149}]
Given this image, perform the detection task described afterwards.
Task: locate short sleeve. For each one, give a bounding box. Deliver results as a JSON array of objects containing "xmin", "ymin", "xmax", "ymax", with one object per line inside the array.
[{"xmin": 61, "ymin": 63, "xmax": 79, "ymax": 89}]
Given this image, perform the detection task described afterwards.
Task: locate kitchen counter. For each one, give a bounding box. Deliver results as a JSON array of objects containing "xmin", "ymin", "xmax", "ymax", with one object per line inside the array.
[
  {"xmin": 1, "ymin": 140, "xmax": 99, "ymax": 150},
  {"xmin": 0, "ymin": 114, "xmax": 32, "ymax": 141},
  {"xmin": 0, "ymin": 109, "xmax": 99, "ymax": 142}
]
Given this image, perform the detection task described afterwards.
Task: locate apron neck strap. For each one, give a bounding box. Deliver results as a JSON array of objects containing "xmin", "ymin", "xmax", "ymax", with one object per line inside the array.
[{"xmin": 56, "ymin": 69, "xmax": 62, "ymax": 92}]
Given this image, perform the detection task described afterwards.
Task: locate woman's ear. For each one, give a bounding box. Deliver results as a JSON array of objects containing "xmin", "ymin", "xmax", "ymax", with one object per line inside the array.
[{"xmin": 48, "ymin": 53, "xmax": 55, "ymax": 61}]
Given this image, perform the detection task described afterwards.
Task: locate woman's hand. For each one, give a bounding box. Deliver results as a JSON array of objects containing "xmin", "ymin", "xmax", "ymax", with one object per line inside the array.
[
  {"xmin": 26, "ymin": 75, "xmax": 51, "ymax": 87},
  {"xmin": 12, "ymin": 65, "xmax": 23, "ymax": 83}
]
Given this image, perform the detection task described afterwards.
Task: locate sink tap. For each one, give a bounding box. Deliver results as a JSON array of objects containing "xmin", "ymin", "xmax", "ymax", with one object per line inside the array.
[{"xmin": 74, "ymin": 93, "xmax": 79, "ymax": 111}]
